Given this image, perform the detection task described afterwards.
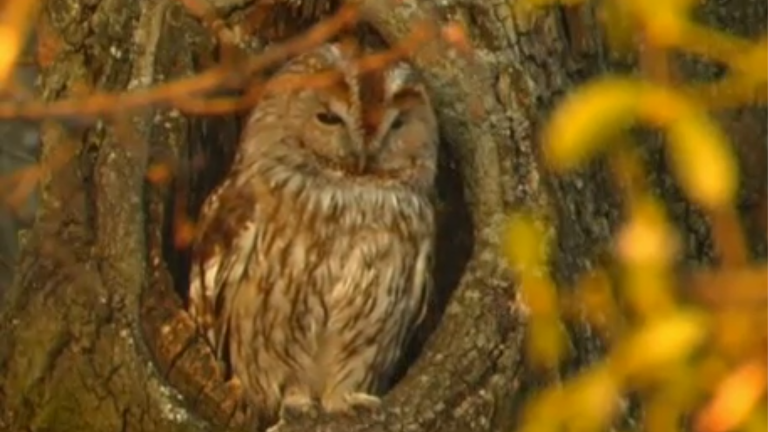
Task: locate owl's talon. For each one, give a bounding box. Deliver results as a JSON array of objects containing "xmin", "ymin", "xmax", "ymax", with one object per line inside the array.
[
  {"xmin": 219, "ymin": 376, "xmax": 248, "ymax": 418},
  {"xmin": 323, "ymin": 392, "xmax": 382, "ymax": 414},
  {"xmin": 280, "ymin": 393, "xmax": 318, "ymax": 421},
  {"xmin": 347, "ymin": 392, "xmax": 382, "ymax": 411},
  {"xmin": 267, "ymin": 394, "xmax": 317, "ymax": 432},
  {"xmin": 265, "ymin": 418, "xmax": 286, "ymax": 432},
  {"xmin": 223, "ymin": 376, "xmax": 243, "ymax": 396}
]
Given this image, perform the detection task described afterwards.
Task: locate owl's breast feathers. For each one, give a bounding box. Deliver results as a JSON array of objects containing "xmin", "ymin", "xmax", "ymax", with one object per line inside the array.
[{"xmin": 188, "ymin": 166, "xmax": 434, "ymax": 378}]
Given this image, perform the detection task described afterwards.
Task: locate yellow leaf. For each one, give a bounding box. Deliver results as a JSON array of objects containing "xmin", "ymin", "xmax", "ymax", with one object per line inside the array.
[
  {"xmin": 563, "ymin": 368, "xmax": 619, "ymax": 432},
  {"xmin": 612, "ymin": 310, "xmax": 708, "ymax": 379},
  {"xmin": 696, "ymin": 360, "xmax": 768, "ymax": 432},
  {"xmin": 616, "ymin": 198, "xmax": 678, "ymax": 266},
  {"xmin": 0, "ymin": 0, "xmax": 40, "ymax": 90},
  {"xmin": 528, "ymin": 317, "xmax": 567, "ymax": 368},
  {"xmin": 519, "ymin": 384, "xmax": 566, "ymax": 432},
  {"xmin": 544, "ymin": 77, "xmax": 643, "ymax": 171},
  {"xmin": 733, "ymin": 38, "xmax": 768, "ymax": 84},
  {"xmin": 666, "ymin": 110, "xmax": 737, "ymax": 209},
  {"xmin": 638, "ymin": 85, "xmax": 738, "ymax": 208},
  {"xmin": 502, "ymin": 213, "xmax": 550, "ymax": 271},
  {"xmin": 631, "ymin": 0, "xmax": 697, "ymax": 47}
]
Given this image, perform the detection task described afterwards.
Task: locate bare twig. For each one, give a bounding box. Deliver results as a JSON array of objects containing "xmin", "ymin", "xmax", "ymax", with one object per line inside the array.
[{"xmin": 0, "ymin": 4, "xmax": 360, "ymax": 121}]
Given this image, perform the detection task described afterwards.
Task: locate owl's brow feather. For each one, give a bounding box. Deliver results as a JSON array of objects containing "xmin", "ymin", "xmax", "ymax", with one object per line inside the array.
[
  {"xmin": 357, "ymin": 68, "xmax": 389, "ymax": 139},
  {"xmin": 320, "ymin": 79, "xmax": 353, "ymax": 108},
  {"xmin": 264, "ymin": 70, "xmax": 352, "ymax": 102},
  {"xmin": 361, "ymin": 107, "xmax": 384, "ymax": 139},
  {"xmin": 359, "ymin": 69, "xmax": 387, "ymax": 107},
  {"xmin": 360, "ymin": 86, "xmax": 424, "ymax": 139},
  {"xmin": 391, "ymin": 88, "xmax": 424, "ymax": 110}
]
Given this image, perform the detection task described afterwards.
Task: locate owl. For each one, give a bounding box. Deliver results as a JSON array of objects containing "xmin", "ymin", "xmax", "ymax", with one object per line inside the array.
[{"xmin": 188, "ymin": 43, "xmax": 438, "ymax": 425}]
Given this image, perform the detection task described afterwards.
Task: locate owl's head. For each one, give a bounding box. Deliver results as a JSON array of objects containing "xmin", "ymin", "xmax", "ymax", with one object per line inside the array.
[{"xmin": 242, "ymin": 44, "xmax": 438, "ymax": 193}]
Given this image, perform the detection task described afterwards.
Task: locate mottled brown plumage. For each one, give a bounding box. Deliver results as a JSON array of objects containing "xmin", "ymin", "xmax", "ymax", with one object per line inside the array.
[{"xmin": 188, "ymin": 44, "xmax": 438, "ymax": 426}]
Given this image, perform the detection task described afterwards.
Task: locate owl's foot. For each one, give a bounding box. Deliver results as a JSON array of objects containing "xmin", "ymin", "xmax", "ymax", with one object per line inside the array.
[
  {"xmin": 223, "ymin": 376, "xmax": 243, "ymax": 397},
  {"xmin": 322, "ymin": 392, "xmax": 382, "ymax": 414},
  {"xmin": 266, "ymin": 393, "xmax": 318, "ymax": 432},
  {"xmin": 220, "ymin": 377, "xmax": 247, "ymax": 418},
  {"xmin": 265, "ymin": 419, "xmax": 285, "ymax": 432},
  {"xmin": 280, "ymin": 392, "xmax": 318, "ymax": 420}
]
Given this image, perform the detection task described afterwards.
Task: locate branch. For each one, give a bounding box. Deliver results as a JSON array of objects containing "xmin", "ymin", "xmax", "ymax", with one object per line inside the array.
[{"xmin": 0, "ymin": 4, "xmax": 359, "ymax": 121}]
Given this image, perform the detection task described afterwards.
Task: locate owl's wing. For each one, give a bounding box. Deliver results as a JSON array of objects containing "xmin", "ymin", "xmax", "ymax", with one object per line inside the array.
[
  {"xmin": 188, "ymin": 176, "xmax": 259, "ymax": 364},
  {"xmin": 412, "ymin": 238, "xmax": 434, "ymax": 330}
]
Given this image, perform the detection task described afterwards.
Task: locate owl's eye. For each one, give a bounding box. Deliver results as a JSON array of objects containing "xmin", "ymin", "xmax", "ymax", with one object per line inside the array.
[
  {"xmin": 315, "ymin": 111, "xmax": 344, "ymax": 126},
  {"xmin": 390, "ymin": 115, "xmax": 405, "ymax": 131}
]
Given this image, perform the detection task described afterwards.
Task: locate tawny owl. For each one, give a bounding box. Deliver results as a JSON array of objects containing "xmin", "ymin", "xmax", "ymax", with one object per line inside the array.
[{"xmin": 188, "ymin": 43, "xmax": 438, "ymax": 424}]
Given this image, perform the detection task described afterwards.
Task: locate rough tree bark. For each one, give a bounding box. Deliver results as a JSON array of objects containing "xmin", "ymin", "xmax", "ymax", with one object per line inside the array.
[{"xmin": 0, "ymin": 0, "xmax": 764, "ymax": 431}]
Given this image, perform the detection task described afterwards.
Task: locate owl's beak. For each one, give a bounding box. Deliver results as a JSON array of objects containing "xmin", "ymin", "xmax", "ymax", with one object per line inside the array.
[
  {"xmin": 356, "ymin": 153, "xmax": 368, "ymax": 174},
  {"xmin": 338, "ymin": 148, "xmax": 366, "ymax": 175},
  {"xmin": 345, "ymin": 141, "xmax": 367, "ymax": 174},
  {"xmin": 336, "ymin": 138, "xmax": 366, "ymax": 175}
]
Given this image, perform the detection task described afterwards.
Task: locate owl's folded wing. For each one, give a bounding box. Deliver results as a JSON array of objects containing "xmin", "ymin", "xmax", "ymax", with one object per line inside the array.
[{"xmin": 188, "ymin": 177, "xmax": 259, "ymax": 363}]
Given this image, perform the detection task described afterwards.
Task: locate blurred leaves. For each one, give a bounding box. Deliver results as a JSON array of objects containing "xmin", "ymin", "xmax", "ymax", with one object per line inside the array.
[
  {"xmin": 0, "ymin": 0, "xmax": 40, "ymax": 90},
  {"xmin": 508, "ymin": 1, "xmax": 767, "ymax": 432},
  {"xmin": 696, "ymin": 360, "xmax": 768, "ymax": 432},
  {"xmin": 544, "ymin": 77, "xmax": 738, "ymax": 209},
  {"xmin": 610, "ymin": 310, "xmax": 707, "ymax": 381},
  {"xmin": 503, "ymin": 214, "xmax": 567, "ymax": 370},
  {"xmin": 543, "ymin": 77, "xmax": 641, "ymax": 172},
  {"xmin": 519, "ymin": 367, "xmax": 620, "ymax": 432}
]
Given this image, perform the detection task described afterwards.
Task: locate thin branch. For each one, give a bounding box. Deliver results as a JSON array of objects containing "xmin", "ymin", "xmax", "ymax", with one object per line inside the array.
[{"xmin": 0, "ymin": 4, "xmax": 360, "ymax": 121}]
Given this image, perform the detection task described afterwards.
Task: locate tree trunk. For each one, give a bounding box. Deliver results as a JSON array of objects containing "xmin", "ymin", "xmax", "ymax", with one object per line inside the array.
[{"xmin": 0, "ymin": 0, "xmax": 763, "ymax": 431}]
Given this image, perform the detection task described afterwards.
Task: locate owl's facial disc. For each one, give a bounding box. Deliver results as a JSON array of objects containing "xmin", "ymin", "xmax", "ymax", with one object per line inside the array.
[
  {"xmin": 301, "ymin": 96, "xmax": 367, "ymax": 177},
  {"xmin": 315, "ymin": 110, "xmax": 344, "ymax": 126},
  {"xmin": 362, "ymin": 89, "xmax": 438, "ymax": 189}
]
